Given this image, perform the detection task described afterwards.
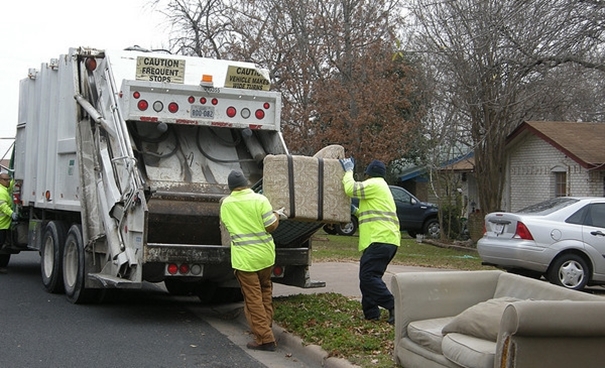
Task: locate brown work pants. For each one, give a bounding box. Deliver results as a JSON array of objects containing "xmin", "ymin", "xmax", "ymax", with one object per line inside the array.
[{"xmin": 235, "ymin": 267, "xmax": 275, "ymax": 344}]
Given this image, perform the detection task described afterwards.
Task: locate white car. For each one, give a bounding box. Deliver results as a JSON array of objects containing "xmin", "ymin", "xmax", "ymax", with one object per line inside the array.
[{"xmin": 477, "ymin": 197, "xmax": 605, "ymax": 290}]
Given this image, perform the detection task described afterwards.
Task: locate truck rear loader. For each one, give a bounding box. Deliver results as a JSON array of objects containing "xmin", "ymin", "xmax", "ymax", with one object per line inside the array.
[{"xmin": 1, "ymin": 47, "xmax": 325, "ymax": 303}]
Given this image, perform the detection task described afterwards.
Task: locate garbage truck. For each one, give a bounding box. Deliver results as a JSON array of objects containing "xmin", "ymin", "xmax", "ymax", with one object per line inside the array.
[{"xmin": 1, "ymin": 46, "xmax": 325, "ymax": 304}]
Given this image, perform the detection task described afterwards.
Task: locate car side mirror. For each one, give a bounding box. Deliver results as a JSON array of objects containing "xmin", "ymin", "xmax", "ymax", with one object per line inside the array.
[{"xmin": 411, "ymin": 198, "xmax": 417, "ymax": 205}]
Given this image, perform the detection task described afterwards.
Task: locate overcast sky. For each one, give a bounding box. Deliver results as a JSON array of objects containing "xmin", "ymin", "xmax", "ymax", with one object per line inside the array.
[{"xmin": 0, "ymin": 0, "xmax": 170, "ymax": 160}]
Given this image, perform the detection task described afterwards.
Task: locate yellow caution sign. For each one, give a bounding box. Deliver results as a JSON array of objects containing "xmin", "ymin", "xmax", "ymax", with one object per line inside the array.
[
  {"xmin": 136, "ymin": 56, "xmax": 185, "ymax": 84},
  {"xmin": 224, "ymin": 66, "xmax": 270, "ymax": 91}
]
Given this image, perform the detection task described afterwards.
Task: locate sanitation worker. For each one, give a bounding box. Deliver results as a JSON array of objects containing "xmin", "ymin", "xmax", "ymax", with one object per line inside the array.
[
  {"xmin": 220, "ymin": 170, "xmax": 283, "ymax": 351},
  {"xmin": 340, "ymin": 159, "xmax": 400, "ymax": 324},
  {"xmin": 0, "ymin": 171, "xmax": 16, "ymax": 274}
]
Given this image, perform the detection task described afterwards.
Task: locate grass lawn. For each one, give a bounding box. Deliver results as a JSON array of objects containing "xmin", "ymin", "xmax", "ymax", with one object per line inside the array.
[{"xmin": 273, "ymin": 231, "xmax": 492, "ymax": 368}]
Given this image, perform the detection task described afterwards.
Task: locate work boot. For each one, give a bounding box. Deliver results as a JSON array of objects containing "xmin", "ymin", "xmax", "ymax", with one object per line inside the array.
[
  {"xmin": 246, "ymin": 341, "xmax": 276, "ymax": 352},
  {"xmin": 388, "ymin": 309, "xmax": 395, "ymax": 325}
]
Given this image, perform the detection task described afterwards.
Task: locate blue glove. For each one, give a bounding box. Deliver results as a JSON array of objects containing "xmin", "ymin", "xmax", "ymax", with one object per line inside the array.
[
  {"xmin": 11, "ymin": 212, "xmax": 18, "ymax": 221},
  {"xmin": 339, "ymin": 157, "xmax": 355, "ymax": 172}
]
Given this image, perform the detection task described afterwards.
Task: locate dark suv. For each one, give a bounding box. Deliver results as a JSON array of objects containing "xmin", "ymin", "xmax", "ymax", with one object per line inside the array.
[{"xmin": 324, "ymin": 186, "xmax": 440, "ymax": 238}]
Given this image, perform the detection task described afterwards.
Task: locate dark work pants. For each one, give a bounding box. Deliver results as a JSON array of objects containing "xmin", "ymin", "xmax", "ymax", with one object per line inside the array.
[{"xmin": 359, "ymin": 242, "xmax": 398, "ymax": 320}]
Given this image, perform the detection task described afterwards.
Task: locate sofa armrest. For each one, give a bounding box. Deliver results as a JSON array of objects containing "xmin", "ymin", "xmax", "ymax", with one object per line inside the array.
[
  {"xmin": 391, "ymin": 270, "xmax": 502, "ymax": 343},
  {"xmin": 496, "ymin": 300, "xmax": 605, "ymax": 368}
]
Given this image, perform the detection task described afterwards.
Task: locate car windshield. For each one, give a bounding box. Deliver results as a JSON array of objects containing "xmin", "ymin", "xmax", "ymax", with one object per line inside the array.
[{"xmin": 517, "ymin": 197, "xmax": 579, "ymax": 215}]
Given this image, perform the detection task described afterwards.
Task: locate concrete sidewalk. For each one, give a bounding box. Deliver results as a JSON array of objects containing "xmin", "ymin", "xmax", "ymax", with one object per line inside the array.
[{"xmin": 274, "ymin": 261, "xmax": 449, "ymax": 298}]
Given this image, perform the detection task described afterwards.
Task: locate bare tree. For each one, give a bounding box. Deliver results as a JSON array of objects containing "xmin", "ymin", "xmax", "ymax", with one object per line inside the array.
[
  {"xmin": 407, "ymin": 0, "xmax": 605, "ymax": 213},
  {"xmin": 151, "ymin": 0, "xmax": 427, "ymax": 172}
]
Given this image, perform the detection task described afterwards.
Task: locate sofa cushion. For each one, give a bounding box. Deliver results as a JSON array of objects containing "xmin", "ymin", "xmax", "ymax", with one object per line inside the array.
[
  {"xmin": 407, "ymin": 317, "xmax": 453, "ymax": 354},
  {"xmin": 442, "ymin": 333, "xmax": 496, "ymax": 368},
  {"xmin": 442, "ymin": 297, "xmax": 520, "ymax": 341}
]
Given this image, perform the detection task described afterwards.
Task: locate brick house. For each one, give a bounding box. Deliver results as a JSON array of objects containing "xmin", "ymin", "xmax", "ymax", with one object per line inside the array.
[{"xmin": 502, "ymin": 121, "xmax": 605, "ymax": 212}]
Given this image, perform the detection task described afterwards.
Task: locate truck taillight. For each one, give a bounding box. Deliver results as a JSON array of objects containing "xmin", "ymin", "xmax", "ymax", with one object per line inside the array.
[
  {"xmin": 188, "ymin": 96, "xmax": 195, "ymax": 104},
  {"xmin": 211, "ymin": 98, "xmax": 218, "ymax": 105},
  {"xmin": 168, "ymin": 102, "xmax": 179, "ymax": 113},
  {"xmin": 167, "ymin": 264, "xmax": 179, "ymax": 275},
  {"xmin": 263, "ymin": 102, "xmax": 270, "ymax": 109},
  {"xmin": 166, "ymin": 263, "xmax": 202, "ymax": 276},
  {"xmin": 226, "ymin": 106, "xmax": 237, "ymax": 118},
  {"xmin": 255, "ymin": 109, "xmax": 265, "ymax": 120},
  {"xmin": 200, "ymin": 97, "xmax": 207, "ymax": 104},
  {"xmin": 133, "ymin": 91, "xmax": 141, "ymax": 99},
  {"xmin": 137, "ymin": 100, "xmax": 149, "ymax": 111},
  {"xmin": 179, "ymin": 263, "xmax": 190, "ymax": 274},
  {"xmin": 272, "ymin": 265, "xmax": 284, "ymax": 278}
]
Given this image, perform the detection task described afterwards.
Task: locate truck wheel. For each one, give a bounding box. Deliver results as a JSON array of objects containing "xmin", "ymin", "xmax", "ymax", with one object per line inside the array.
[
  {"xmin": 41, "ymin": 221, "xmax": 67, "ymax": 294},
  {"xmin": 0, "ymin": 254, "xmax": 9, "ymax": 268},
  {"xmin": 63, "ymin": 224, "xmax": 100, "ymax": 304}
]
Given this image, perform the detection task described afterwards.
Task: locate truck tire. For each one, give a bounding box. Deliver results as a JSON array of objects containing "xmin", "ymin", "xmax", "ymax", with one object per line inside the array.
[
  {"xmin": 63, "ymin": 224, "xmax": 101, "ymax": 304},
  {"xmin": 41, "ymin": 221, "xmax": 67, "ymax": 294}
]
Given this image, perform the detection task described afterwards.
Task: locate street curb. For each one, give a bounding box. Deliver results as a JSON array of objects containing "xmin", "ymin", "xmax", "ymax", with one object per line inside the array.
[{"xmin": 273, "ymin": 324, "xmax": 360, "ymax": 368}]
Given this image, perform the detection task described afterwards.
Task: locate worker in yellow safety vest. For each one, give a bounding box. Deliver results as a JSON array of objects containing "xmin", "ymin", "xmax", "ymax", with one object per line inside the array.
[
  {"xmin": 220, "ymin": 170, "xmax": 285, "ymax": 352},
  {"xmin": 340, "ymin": 158, "xmax": 400, "ymax": 324},
  {"xmin": 0, "ymin": 170, "xmax": 16, "ymax": 274}
]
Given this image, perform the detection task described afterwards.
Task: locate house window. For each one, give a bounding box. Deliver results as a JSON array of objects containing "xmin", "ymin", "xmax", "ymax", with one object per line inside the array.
[{"xmin": 555, "ymin": 172, "xmax": 567, "ymax": 197}]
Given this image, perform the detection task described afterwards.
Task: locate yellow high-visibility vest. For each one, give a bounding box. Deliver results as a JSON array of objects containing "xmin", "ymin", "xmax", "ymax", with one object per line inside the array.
[
  {"xmin": 343, "ymin": 171, "xmax": 400, "ymax": 252},
  {"xmin": 220, "ymin": 188, "xmax": 276, "ymax": 271}
]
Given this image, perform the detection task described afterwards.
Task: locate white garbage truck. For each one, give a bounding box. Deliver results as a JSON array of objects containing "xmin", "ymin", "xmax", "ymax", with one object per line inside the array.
[{"xmin": 2, "ymin": 47, "xmax": 324, "ymax": 303}]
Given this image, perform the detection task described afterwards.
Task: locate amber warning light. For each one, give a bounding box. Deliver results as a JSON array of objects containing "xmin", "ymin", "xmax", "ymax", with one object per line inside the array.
[{"xmin": 200, "ymin": 74, "xmax": 213, "ymax": 87}]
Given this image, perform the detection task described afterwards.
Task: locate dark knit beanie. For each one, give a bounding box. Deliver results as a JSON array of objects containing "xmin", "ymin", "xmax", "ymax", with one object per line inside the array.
[
  {"xmin": 228, "ymin": 170, "xmax": 248, "ymax": 190},
  {"xmin": 365, "ymin": 160, "xmax": 386, "ymax": 178}
]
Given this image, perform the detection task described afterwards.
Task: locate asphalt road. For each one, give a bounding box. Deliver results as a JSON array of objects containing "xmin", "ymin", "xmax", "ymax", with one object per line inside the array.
[{"xmin": 0, "ymin": 251, "xmax": 313, "ymax": 368}]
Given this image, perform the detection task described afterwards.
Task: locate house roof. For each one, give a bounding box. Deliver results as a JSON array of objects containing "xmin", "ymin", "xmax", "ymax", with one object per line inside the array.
[{"xmin": 507, "ymin": 121, "xmax": 605, "ymax": 170}]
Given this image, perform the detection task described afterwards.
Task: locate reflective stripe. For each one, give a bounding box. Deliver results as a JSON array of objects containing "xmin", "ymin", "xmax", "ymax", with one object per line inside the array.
[
  {"xmin": 231, "ymin": 232, "xmax": 274, "ymax": 247},
  {"xmin": 352, "ymin": 182, "xmax": 366, "ymax": 198},
  {"xmin": 358, "ymin": 210, "xmax": 399, "ymax": 226},
  {"xmin": 261, "ymin": 210, "xmax": 275, "ymax": 227}
]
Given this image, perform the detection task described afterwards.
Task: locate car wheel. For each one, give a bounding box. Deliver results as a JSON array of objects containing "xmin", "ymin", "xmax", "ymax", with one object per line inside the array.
[
  {"xmin": 547, "ymin": 254, "xmax": 589, "ymax": 290},
  {"xmin": 336, "ymin": 216, "xmax": 358, "ymax": 236},
  {"xmin": 423, "ymin": 219, "xmax": 440, "ymax": 239}
]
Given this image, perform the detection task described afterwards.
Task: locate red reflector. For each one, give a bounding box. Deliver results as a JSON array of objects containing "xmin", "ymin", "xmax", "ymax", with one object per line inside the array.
[
  {"xmin": 188, "ymin": 96, "xmax": 195, "ymax": 104},
  {"xmin": 273, "ymin": 266, "xmax": 284, "ymax": 277},
  {"xmin": 133, "ymin": 91, "xmax": 141, "ymax": 99},
  {"xmin": 226, "ymin": 106, "xmax": 237, "ymax": 118},
  {"xmin": 167, "ymin": 264, "xmax": 178, "ymax": 275},
  {"xmin": 255, "ymin": 109, "xmax": 265, "ymax": 120},
  {"xmin": 211, "ymin": 98, "xmax": 218, "ymax": 105},
  {"xmin": 85, "ymin": 57, "xmax": 97, "ymax": 71},
  {"xmin": 200, "ymin": 97, "xmax": 207, "ymax": 104},
  {"xmin": 514, "ymin": 222, "xmax": 534, "ymax": 240},
  {"xmin": 179, "ymin": 264, "xmax": 190, "ymax": 274},
  {"xmin": 263, "ymin": 102, "xmax": 270, "ymax": 109},
  {"xmin": 137, "ymin": 100, "xmax": 149, "ymax": 111},
  {"xmin": 168, "ymin": 102, "xmax": 179, "ymax": 113}
]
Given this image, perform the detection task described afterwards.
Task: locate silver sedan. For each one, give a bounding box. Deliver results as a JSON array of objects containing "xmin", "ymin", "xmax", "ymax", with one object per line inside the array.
[{"xmin": 477, "ymin": 197, "xmax": 605, "ymax": 290}]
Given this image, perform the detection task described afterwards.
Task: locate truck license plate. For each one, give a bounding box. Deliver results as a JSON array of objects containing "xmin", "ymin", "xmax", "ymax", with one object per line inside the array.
[{"xmin": 191, "ymin": 105, "xmax": 215, "ymax": 119}]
